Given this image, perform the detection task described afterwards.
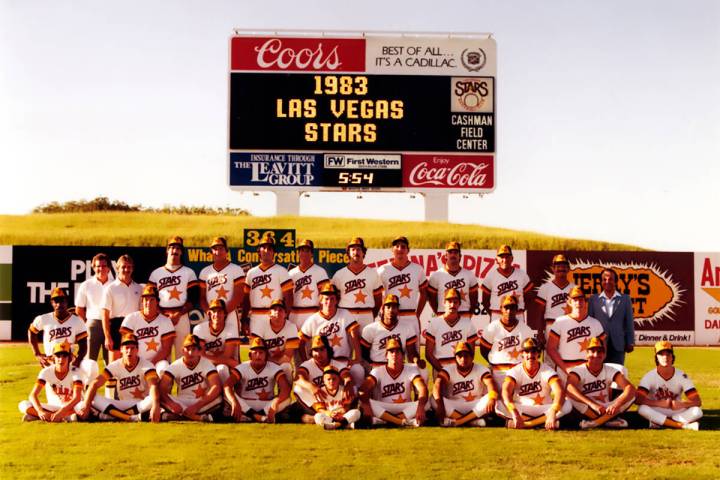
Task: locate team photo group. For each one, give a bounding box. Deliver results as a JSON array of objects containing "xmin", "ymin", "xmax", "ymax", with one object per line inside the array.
[{"xmin": 21, "ymin": 233, "xmax": 704, "ymax": 431}]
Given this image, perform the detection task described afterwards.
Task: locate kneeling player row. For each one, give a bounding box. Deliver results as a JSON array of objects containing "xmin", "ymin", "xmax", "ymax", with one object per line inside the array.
[{"xmin": 20, "ymin": 334, "xmax": 703, "ymax": 430}]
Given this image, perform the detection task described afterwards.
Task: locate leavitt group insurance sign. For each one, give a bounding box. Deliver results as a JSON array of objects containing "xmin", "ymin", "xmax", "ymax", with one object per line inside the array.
[{"xmin": 228, "ymin": 32, "xmax": 496, "ymax": 192}]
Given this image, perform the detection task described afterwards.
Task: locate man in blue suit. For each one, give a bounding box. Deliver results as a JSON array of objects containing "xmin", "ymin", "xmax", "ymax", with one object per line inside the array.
[{"xmin": 588, "ymin": 268, "xmax": 635, "ymax": 365}]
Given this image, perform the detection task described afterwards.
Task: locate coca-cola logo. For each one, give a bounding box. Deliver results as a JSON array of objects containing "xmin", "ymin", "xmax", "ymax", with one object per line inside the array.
[
  {"xmin": 231, "ymin": 37, "xmax": 365, "ymax": 72},
  {"xmin": 406, "ymin": 158, "xmax": 491, "ymax": 188}
]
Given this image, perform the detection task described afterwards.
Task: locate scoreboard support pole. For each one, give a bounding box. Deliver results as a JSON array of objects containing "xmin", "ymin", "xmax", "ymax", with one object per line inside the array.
[
  {"xmin": 423, "ymin": 192, "xmax": 449, "ymax": 222},
  {"xmin": 275, "ymin": 191, "xmax": 300, "ymax": 216}
]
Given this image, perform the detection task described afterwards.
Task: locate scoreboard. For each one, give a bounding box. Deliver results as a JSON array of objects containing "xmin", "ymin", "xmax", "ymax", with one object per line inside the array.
[{"xmin": 228, "ymin": 33, "xmax": 496, "ymax": 192}]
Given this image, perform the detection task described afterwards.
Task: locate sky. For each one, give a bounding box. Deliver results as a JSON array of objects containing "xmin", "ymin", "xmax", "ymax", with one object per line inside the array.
[{"xmin": 1, "ymin": 0, "xmax": 718, "ymax": 251}]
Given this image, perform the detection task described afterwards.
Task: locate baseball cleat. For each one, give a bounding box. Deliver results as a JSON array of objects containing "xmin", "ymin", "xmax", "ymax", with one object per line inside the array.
[
  {"xmin": 469, "ymin": 418, "xmax": 486, "ymax": 427},
  {"xmin": 605, "ymin": 418, "xmax": 628, "ymax": 428},
  {"xmin": 579, "ymin": 420, "xmax": 596, "ymax": 430},
  {"xmin": 682, "ymin": 422, "xmax": 699, "ymax": 431},
  {"xmin": 442, "ymin": 418, "xmax": 457, "ymax": 427}
]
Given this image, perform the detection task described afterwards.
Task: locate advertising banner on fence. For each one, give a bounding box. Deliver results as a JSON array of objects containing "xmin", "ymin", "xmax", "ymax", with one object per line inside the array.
[{"xmin": 694, "ymin": 253, "xmax": 720, "ymax": 345}]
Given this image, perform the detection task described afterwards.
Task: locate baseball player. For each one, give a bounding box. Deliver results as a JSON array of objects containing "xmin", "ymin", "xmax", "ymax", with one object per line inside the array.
[
  {"xmin": 427, "ymin": 241, "xmax": 479, "ymax": 324},
  {"xmin": 496, "ymin": 338, "xmax": 571, "ymax": 430},
  {"xmin": 479, "ymin": 294, "xmax": 536, "ymax": 390},
  {"xmin": 223, "ymin": 337, "xmax": 291, "ymax": 423},
  {"xmin": 147, "ymin": 236, "xmax": 200, "ymax": 361},
  {"xmin": 251, "ymin": 299, "xmax": 299, "ymax": 380},
  {"xmin": 312, "ymin": 365, "xmax": 362, "ymax": 430},
  {"xmin": 332, "ymin": 237, "xmax": 383, "ymax": 331},
  {"xmin": 244, "ymin": 233, "xmax": 293, "ymax": 336},
  {"xmin": 198, "ymin": 236, "xmax": 246, "ymax": 335},
  {"xmin": 75, "ymin": 252, "xmax": 113, "ymax": 363},
  {"xmin": 433, "ymin": 341, "xmax": 498, "ymax": 427},
  {"xmin": 294, "ymin": 335, "xmax": 355, "ymax": 421},
  {"xmin": 359, "ymin": 338, "xmax": 429, "ymax": 427},
  {"xmin": 481, "ymin": 244, "xmax": 533, "ymax": 323},
  {"xmin": 361, "ymin": 294, "xmax": 421, "ymax": 368},
  {"xmin": 19, "ymin": 342, "xmax": 84, "ymax": 422},
  {"xmin": 288, "ymin": 239, "xmax": 330, "ymax": 331},
  {"xmin": 377, "ymin": 236, "xmax": 427, "ymax": 339},
  {"xmin": 193, "ymin": 298, "xmax": 241, "ymax": 382},
  {"xmin": 100, "ymin": 254, "xmax": 143, "ymax": 361},
  {"xmin": 28, "ymin": 287, "xmax": 88, "ymax": 369},
  {"xmin": 533, "ymin": 254, "xmax": 575, "ymax": 346},
  {"xmin": 79, "ymin": 333, "xmax": 161, "ymax": 422},
  {"xmin": 424, "ymin": 288, "xmax": 478, "ymax": 373},
  {"xmin": 636, "ymin": 341, "xmax": 703, "ymax": 430},
  {"xmin": 546, "ymin": 286, "xmax": 606, "ymax": 381},
  {"xmin": 565, "ymin": 337, "xmax": 636, "ymax": 429},
  {"xmin": 119, "ymin": 284, "xmax": 175, "ymax": 374},
  {"xmin": 159, "ymin": 334, "xmax": 222, "ymax": 422},
  {"xmin": 298, "ymin": 283, "xmax": 364, "ymax": 387}
]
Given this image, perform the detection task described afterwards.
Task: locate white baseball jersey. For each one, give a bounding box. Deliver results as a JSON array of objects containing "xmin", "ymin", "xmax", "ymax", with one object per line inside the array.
[
  {"xmin": 479, "ymin": 320, "xmax": 536, "ymax": 370},
  {"xmin": 199, "ymin": 262, "xmax": 246, "ymax": 305},
  {"xmin": 101, "ymin": 279, "xmax": 143, "ymax": 318},
  {"xmin": 568, "ymin": 363, "xmax": 621, "ymax": 405},
  {"xmin": 148, "ymin": 265, "xmax": 199, "ymax": 309},
  {"xmin": 289, "ymin": 263, "xmax": 330, "ymax": 311},
  {"xmin": 251, "ymin": 321, "xmax": 300, "ymax": 357},
  {"xmin": 75, "ymin": 276, "xmax": 112, "ymax": 320},
  {"xmin": 505, "ymin": 363, "xmax": 559, "ymax": 407},
  {"xmin": 120, "ymin": 312, "xmax": 175, "ymax": 362},
  {"xmin": 424, "ymin": 316, "xmax": 478, "ymax": 362},
  {"xmin": 36, "ymin": 366, "xmax": 84, "ymax": 406},
  {"xmin": 163, "ymin": 356, "xmax": 218, "ymax": 402},
  {"xmin": 193, "ymin": 320, "xmax": 240, "ymax": 356},
  {"xmin": 368, "ymin": 363, "xmax": 423, "ymax": 403},
  {"xmin": 297, "ymin": 358, "xmax": 350, "ymax": 388},
  {"xmin": 548, "ymin": 315, "xmax": 605, "ymax": 364},
  {"xmin": 536, "ymin": 280, "xmax": 575, "ymax": 321},
  {"xmin": 438, "ymin": 363, "xmax": 491, "ymax": 401},
  {"xmin": 313, "ymin": 385, "xmax": 352, "ymax": 414},
  {"xmin": 332, "ymin": 265, "xmax": 382, "ymax": 311},
  {"xmin": 245, "ymin": 263, "xmax": 292, "ymax": 310},
  {"xmin": 481, "ymin": 267, "xmax": 533, "ymax": 311},
  {"xmin": 427, "ymin": 267, "xmax": 479, "ymax": 314},
  {"xmin": 30, "ymin": 313, "xmax": 88, "ymax": 355},
  {"xmin": 103, "ymin": 358, "xmax": 158, "ymax": 402},
  {"xmin": 638, "ymin": 368, "xmax": 697, "ymax": 401},
  {"xmin": 361, "ymin": 321, "xmax": 418, "ymax": 364},
  {"xmin": 232, "ymin": 361, "xmax": 284, "ymax": 400},
  {"xmin": 378, "ymin": 261, "xmax": 427, "ymax": 312},
  {"xmin": 300, "ymin": 309, "xmax": 359, "ymax": 359}
]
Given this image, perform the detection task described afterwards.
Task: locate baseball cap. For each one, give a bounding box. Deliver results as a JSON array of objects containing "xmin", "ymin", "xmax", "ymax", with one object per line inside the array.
[
  {"xmin": 249, "ymin": 337, "xmax": 268, "ymax": 350},
  {"xmin": 497, "ymin": 244, "xmax": 513, "ymax": 256},
  {"xmin": 587, "ymin": 337, "xmax": 605, "ymax": 351},
  {"xmin": 445, "ymin": 241, "xmax": 461, "ymax": 252},
  {"xmin": 182, "ymin": 334, "xmax": 203, "ymax": 349},
  {"xmin": 258, "ymin": 233, "xmax": 275, "ymax": 247},
  {"xmin": 50, "ymin": 287, "xmax": 68, "ymax": 300},
  {"xmin": 319, "ymin": 283, "xmax": 340, "ymax": 297},
  {"xmin": 167, "ymin": 236, "xmax": 184, "ymax": 248},
  {"xmin": 311, "ymin": 335, "xmax": 329, "ymax": 350},
  {"xmin": 444, "ymin": 288, "xmax": 461, "ymax": 301},
  {"xmin": 501, "ymin": 295, "xmax": 518, "ymax": 309},
  {"xmin": 385, "ymin": 338, "xmax": 403, "ymax": 353},
  {"xmin": 210, "ymin": 237, "xmax": 227, "ymax": 249},
  {"xmin": 654, "ymin": 340, "xmax": 673, "ymax": 354},
  {"xmin": 322, "ymin": 365, "xmax": 340, "ymax": 376},
  {"xmin": 208, "ymin": 298, "xmax": 226, "ymax": 310},
  {"xmin": 346, "ymin": 237, "xmax": 366, "ymax": 252},
  {"xmin": 383, "ymin": 294, "xmax": 400, "ymax": 306},
  {"xmin": 296, "ymin": 239, "xmax": 314, "ymax": 251},
  {"xmin": 552, "ymin": 254, "xmax": 569, "ymax": 265},
  {"xmin": 120, "ymin": 333, "xmax": 139, "ymax": 346},
  {"xmin": 521, "ymin": 338, "xmax": 541, "ymax": 352},
  {"xmin": 141, "ymin": 284, "xmax": 159, "ymax": 298},
  {"xmin": 569, "ymin": 286, "xmax": 586, "ymax": 299},
  {"xmin": 52, "ymin": 342, "xmax": 72, "ymax": 356},
  {"xmin": 392, "ymin": 236, "xmax": 409, "ymax": 247},
  {"xmin": 270, "ymin": 299, "xmax": 286, "ymax": 309},
  {"xmin": 454, "ymin": 341, "xmax": 473, "ymax": 355}
]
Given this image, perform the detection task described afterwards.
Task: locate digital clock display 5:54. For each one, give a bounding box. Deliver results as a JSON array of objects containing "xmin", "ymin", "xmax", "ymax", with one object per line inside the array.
[{"xmin": 323, "ymin": 168, "xmax": 402, "ymax": 189}]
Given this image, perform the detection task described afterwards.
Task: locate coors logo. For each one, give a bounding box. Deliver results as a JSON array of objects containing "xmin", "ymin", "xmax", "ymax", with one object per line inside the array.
[
  {"xmin": 403, "ymin": 155, "xmax": 494, "ymax": 190},
  {"xmin": 231, "ymin": 37, "xmax": 366, "ymax": 72}
]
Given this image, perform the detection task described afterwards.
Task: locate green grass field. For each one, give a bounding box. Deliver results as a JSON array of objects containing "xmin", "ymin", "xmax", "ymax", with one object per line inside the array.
[
  {"xmin": 0, "ymin": 212, "xmax": 643, "ymax": 250},
  {"xmin": 1, "ymin": 344, "xmax": 718, "ymax": 479}
]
